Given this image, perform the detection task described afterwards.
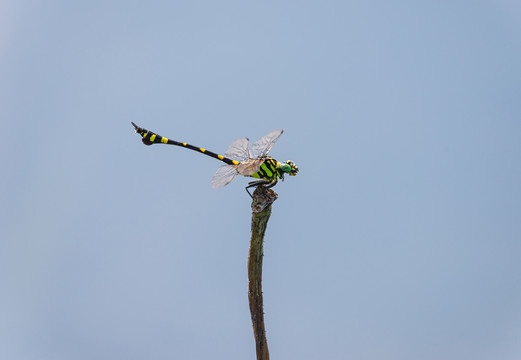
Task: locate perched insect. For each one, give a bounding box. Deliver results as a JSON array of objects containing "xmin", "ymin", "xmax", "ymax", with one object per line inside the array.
[{"xmin": 131, "ymin": 122, "xmax": 299, "ymax": 197}]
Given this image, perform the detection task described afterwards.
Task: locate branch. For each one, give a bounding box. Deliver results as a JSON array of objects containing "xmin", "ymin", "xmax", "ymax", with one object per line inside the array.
[{"xmin": 248, "ymin": 186, "xmax": 278, "ymax": 360}]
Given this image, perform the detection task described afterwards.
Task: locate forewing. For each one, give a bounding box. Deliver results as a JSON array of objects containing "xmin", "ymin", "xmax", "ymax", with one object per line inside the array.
[
  {"xmin": 212, "ymin": 165, "xmax": 238, "ymax": 189},
  {"xmin": 224, "ymin": 137, "xmax": 251, "ymax": 161},
  {"xmin": 236, "ymin": 159, "xmax": 265, "ymax": 176},
  {"xmin": 251, "ymin": 129, "xmax": 283, "ymax": 158}
]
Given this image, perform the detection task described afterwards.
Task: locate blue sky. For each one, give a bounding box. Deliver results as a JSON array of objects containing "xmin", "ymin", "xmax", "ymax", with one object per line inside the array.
[{"xmin": 2, "ymin": 1, "xmax": 521, "ymax": 359}]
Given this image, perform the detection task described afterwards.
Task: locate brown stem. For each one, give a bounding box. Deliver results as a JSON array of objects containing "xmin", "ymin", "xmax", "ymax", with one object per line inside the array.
[{"xmin": 248, "ymin": 186, "xmax": 278, "ymax": 360}]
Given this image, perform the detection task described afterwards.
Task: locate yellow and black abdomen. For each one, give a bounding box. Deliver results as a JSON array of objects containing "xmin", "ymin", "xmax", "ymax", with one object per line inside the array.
[
  {"xmin": 132, "ymin": 122, "xmax": 237, "ymax": 166},
  {"xmin": 250, "ymin": 157, "xmax": 282, "ymax": 182}
]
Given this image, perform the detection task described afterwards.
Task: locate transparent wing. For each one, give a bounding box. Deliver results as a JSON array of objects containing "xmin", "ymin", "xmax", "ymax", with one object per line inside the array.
[
  {"xmin": 224, "ymin": 137, "xmax": 251, "ymax": 162},
  {"xmin": 212, "ymin": 164, "xmax": 238, "ymax": 189},
  {"xmin": 251, "ymin": 129, "xmax": 283, "ymax": 158},
  {"xmin": 236, "ymin": 159, "xmax": 265, "ymax": 176}
]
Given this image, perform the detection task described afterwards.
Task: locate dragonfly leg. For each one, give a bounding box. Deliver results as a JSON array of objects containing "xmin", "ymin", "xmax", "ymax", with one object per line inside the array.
[
  {"xmin": 246, "ymin": 180, "xmax": 267, "ymax": 199},
  {"xmin": 264, "ymin": 181, "xmax": 278, "ymax": 189},
  {"xmin": 245, "ymin": 180, "xmax": 278, "ymax": 198}
]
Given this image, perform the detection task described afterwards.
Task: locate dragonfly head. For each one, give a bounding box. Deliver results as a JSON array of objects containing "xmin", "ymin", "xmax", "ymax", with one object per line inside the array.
[{"xmin": 279, "ymin": 160, "xmax": 299, "ymax": 176}]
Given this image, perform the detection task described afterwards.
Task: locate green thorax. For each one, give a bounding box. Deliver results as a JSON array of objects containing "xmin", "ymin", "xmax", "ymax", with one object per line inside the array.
[{"xmin": 250, "ymin": 157, "xmax": 283, "ymax": 181}]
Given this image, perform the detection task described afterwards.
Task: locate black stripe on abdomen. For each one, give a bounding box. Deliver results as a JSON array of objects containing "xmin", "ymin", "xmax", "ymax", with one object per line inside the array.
[{"xmin": 132, "ymin": 123, "xmax": 237, "ymax": 166}]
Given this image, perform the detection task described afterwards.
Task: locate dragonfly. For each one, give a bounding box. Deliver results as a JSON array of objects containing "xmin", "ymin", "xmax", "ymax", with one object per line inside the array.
[{"xmin": 131, "ymin": 122, "xmax": 299, "ymax": 197}]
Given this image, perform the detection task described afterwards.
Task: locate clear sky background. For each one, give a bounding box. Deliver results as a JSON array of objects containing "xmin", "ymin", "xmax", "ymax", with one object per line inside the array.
[{"xmin": 2, "ymin": 1, "xmax": 521, "ymax": 359}]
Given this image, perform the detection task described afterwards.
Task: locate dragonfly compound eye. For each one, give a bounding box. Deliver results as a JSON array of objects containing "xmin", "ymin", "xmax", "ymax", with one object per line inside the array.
[{"xmin": 285, "ymin": 160, "xmax": 299, "ymax": 176}]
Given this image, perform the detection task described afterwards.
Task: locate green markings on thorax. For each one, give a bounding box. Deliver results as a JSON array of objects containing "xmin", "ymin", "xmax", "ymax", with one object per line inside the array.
[{"xmin": 251, "ymin": 158, "xmax": 281, "ymax": 181}]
